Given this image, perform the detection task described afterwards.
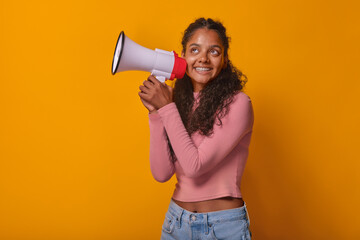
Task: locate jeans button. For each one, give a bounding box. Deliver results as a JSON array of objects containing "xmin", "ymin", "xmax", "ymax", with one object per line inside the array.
[{"xmin": 191, "ymin": 215, "xmax": 196, "ymax": 221}]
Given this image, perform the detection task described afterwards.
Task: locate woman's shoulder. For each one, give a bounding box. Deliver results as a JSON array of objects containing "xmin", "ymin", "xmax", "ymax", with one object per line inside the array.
[
  {"xmin": 233, "ymin": 91, "xmax": 252, "ymax": 103},
  {"xmin": 220, "ymin": 91, "xmax": 253, "ymax": 124},
  {"xmin": 226, "ymin": 91, "xmax": 253, "ymax": 115}
]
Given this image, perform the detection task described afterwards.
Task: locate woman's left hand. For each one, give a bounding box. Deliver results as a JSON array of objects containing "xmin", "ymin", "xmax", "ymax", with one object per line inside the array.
[{"xmin": 138, "ymin": 75, "xmax": 174, "ymax": 110}]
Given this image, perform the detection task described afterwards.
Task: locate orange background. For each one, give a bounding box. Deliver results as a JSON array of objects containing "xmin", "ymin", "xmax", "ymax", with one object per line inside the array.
[{"xmin": 1, "ymin": 0, "xmax": 359, "ymax": 239}]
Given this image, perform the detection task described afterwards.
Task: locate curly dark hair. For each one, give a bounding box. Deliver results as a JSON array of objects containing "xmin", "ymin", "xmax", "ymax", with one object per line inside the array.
[
  {"xmin": 167, "ymin": 18, "xmax": 248, "ymax": 161},
  {"xmin": 175, "ymin": 18, "xmax": 247, "ymax": 136}
]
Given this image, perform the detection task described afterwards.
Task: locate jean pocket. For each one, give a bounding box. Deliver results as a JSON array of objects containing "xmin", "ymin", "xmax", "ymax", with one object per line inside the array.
[
  {"xmin": 162, "ymin": 214, "xmax": 175, "ymax": 234},
  {"xmin": 210, "ymin": 219, "xmax": 248, "ymax": 240}
]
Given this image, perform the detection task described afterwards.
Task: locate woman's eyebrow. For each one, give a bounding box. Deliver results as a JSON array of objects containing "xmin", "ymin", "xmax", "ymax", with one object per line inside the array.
[
  {"xmin": 210, "ymin": 45, "xmax": 222, "ymax": 49},
  {"xmin": 189, "ymin": 43, "xmax": 222, "ymax": 49},
  {"xmin": 189, "ymin": 43, "xmax": 200, "ymax": 47}
]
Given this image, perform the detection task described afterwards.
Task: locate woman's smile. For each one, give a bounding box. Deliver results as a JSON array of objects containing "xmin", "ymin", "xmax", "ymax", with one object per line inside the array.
[{"xmin": 194, "ymin": 66, "xmax": 213, "ymax": 74}]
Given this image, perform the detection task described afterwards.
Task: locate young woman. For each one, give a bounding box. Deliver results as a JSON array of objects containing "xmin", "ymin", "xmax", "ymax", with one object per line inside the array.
[{"xmin": 139, "ymin": 18, "xmax": 254, "ymax": 240}]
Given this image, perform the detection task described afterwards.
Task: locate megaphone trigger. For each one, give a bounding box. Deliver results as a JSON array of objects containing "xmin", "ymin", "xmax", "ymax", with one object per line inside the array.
[{"xmin": 154, "ymin": 76, "xmax": 166, "ymax": 83}]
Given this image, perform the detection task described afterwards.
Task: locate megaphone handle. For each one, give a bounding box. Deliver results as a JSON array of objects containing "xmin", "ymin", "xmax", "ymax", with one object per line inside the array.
[{"xmin": 155, "ymin": 76, "xmax": 166, "ymax": 83}]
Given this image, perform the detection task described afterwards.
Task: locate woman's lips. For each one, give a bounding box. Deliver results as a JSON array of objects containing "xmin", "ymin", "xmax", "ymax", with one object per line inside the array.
[{"xmin": 194, "ymin": 67, "xmax": 212, "ymax": 74}]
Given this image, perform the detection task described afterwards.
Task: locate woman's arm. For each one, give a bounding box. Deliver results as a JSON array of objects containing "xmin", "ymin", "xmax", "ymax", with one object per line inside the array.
[
  {"xmin": 138, "ymin": 77, "xmax": 175, "ymax": 182},
  {"xmin": 157, "ymin": 92, "xmax": 254, "ymax": 178},
  {"xmin": 148, "ymin": 113, "xmax": 175, "ymax": 182}
]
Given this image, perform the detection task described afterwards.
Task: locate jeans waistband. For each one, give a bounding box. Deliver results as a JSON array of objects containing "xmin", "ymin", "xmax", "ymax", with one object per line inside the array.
[{"xmin": 167, "ymin": 199, "xmax": 250, "ymax": 225}]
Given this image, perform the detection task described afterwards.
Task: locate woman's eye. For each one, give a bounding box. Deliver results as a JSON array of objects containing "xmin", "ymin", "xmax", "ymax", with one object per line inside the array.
[
  {"xmin": 190, "ymin": 48, "xmax": 199, "ymax": 54},
  {"xmin": 210, "ymin": 49, "xmax": 220, "ymax": 55}
]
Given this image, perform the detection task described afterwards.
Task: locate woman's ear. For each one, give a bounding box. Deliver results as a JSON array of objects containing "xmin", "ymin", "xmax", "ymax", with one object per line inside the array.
[{"xmin": 181, "ymin": 50, "xmax": 185, "ymax": 58}]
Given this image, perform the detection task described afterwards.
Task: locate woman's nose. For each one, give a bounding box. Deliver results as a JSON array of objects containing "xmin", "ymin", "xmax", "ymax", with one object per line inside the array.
[{"xmin": 198, "ymin": 52, "xmax": 210, "ymax": 63}]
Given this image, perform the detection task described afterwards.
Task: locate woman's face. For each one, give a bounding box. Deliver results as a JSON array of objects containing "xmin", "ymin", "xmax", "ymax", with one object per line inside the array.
[{"xmin": 182, "ymin": 28, "xmax": 227, "ymax": 92}]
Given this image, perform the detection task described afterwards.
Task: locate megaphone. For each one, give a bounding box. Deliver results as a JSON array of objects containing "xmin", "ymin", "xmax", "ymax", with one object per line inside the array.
[{"xmin": 111, "ymin": 31, "xmax": 187, "ymax": 82}]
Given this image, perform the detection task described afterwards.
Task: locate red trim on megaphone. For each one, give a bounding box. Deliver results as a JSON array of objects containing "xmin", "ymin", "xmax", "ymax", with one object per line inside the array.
[{"xmin": 170, "ymin": 51, "xmax": 187, "ymax": 80}]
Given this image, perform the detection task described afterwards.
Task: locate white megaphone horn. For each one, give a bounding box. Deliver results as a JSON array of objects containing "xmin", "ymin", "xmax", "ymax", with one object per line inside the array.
[{"xmin": 111, "ymin": 31, "xmax": 187, "ymax": 82}]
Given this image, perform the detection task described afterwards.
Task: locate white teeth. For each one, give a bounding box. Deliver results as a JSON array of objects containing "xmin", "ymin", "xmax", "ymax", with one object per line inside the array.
[{"xmin": 195, "ymin": 67, "xmax": 211, "ymax": 71}]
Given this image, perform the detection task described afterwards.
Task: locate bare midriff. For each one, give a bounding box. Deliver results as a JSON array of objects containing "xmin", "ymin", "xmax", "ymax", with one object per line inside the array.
[{"xmin": 172, "ymin": 197, "xmax": 244, "ymax": 213}]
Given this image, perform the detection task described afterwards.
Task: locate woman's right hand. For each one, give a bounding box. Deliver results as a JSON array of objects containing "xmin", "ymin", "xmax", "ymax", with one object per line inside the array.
[
  {"xmin": 138, "ymin": 75, "xmax": 174, "ymax": 114},
  {"xmin": 139, "ymin": 78, "xmax": 157, "ymax": 114}
]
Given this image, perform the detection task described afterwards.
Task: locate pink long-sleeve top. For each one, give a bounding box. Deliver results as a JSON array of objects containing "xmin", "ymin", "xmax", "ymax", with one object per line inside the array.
[{"xmin": 148, "ymin": 91, "xmax": 254, "ymax": 202}]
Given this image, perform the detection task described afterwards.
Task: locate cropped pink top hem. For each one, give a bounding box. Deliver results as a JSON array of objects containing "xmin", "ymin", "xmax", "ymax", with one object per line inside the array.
[
  {"xmin": 171, "ymin": 192, "xmax": 242, "ymax": 202},
  {"xmin": 148, "ymin": 91, "xmax": 254, "ymax": 202}
]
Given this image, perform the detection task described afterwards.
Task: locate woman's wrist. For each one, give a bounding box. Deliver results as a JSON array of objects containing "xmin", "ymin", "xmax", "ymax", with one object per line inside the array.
[
  {"xmin": 149, "ymin": 109, "xmax": 158, "ymax": 114},
  {"xmin": 158, "ymin": 100, "xmax": 174, "ymax": 110}
]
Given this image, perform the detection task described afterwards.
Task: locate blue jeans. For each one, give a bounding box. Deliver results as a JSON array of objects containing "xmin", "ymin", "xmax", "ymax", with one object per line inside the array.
[{"xmin": 161, "ymin": 199, "xmax": 252, "ymax": 240}]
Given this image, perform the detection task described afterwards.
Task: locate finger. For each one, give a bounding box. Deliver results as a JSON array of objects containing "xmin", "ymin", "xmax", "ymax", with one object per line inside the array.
[
  {"xmin": 148, "ymin": 75, "xmax": 161, "ymax": 85},
  {"xmin": 138, "ymin": 91, "xmax": 150, "ymax": 101},
  {"xmin": 147, "ymin": 75, "xmax": 157, "ymax": 82},
  {"xmin": 143, "ymin": 80, "xmax": 154, "ymax": 89},
  {"xmin": 139, "ymin": 85, "xmax": 149, "ymax": 93}
]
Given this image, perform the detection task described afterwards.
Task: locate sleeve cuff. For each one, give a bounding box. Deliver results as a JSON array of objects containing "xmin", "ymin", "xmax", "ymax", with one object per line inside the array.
[
  {"xmin": 149, "ymin": 112, "xmax": 160, "ymax": 119},
  {"xmin": 157, "ymin": 102, "xmax": 178, "ymax": 118}
]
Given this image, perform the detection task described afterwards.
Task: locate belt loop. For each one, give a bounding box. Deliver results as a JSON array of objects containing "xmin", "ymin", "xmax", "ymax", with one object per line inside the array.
[
  {"xmin": 204, "ymin": 213, "xmax": 209, "ymax": 235},
  {"xmin": 176, "ymin": 209, "xmax": 184, "ymax": 229}
]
